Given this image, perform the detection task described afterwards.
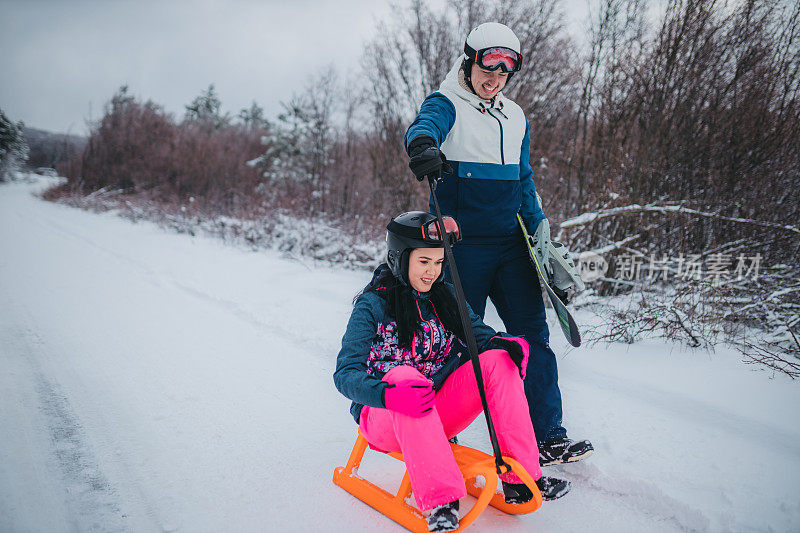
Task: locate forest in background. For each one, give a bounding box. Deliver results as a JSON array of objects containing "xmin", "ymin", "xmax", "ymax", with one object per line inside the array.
[{"xmin": 29, "ymin": 0, "xmax": 800, "ymax": 373}]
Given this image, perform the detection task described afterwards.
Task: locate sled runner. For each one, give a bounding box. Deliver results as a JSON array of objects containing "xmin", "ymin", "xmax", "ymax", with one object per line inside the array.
[{"xmin": 332, "ymin": 431, "xmax": 542, "ymax": 532}]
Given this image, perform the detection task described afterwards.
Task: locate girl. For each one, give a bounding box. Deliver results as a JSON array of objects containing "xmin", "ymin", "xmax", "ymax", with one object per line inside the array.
[{"xmin": 334, "ymin": 211, "xmax": 569, "ymax": 532}]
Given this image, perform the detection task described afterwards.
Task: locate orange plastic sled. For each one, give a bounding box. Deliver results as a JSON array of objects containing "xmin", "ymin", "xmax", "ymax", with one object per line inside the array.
[{"xmin": 332, "ymin": 431, "xmax": 542, "ymax": 532}]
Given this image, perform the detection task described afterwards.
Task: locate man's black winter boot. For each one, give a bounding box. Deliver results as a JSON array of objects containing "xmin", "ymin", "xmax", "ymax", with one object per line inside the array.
[
  {"xmin": 535, "ymin": 476, "xmax": 571, "ymax": 500},
  {"xmin": 539, "ymin": 436, "xmax": 594, "ymax": 466}
]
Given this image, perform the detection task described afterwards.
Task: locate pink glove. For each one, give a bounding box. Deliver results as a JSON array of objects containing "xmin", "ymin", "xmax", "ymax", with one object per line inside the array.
[{"xmin": 383, "ymin": 377, "xmax": 435, "ymax": 417}]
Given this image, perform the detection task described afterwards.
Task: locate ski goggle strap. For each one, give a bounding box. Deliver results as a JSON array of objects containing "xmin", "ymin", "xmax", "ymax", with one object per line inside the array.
[
  {"xmin": 387, "ymin": 216, "xmax": 462, "ymax": 245},
  {"xmin": 475, "ymin": 47, "xmax": 522, "ymax": 73},
  {"xmin": 423, "ymin": 216, "xmax": 461, "ymax": 244}
]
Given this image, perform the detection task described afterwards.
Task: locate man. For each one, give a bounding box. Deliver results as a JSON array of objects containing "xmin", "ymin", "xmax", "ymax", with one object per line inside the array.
[{"xmin": 404, "ymin": 22, "xmax": 593, "ymax": 466}]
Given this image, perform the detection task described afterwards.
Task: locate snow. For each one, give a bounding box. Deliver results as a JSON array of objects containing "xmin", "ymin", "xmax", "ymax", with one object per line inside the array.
[{"xmin": 1, "ymin": 176, "xmax": 799, "ymax": 532}]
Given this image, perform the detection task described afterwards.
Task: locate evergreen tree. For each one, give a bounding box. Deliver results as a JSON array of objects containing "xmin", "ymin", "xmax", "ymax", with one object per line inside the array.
[
  {"xmin": 0, "ymin": 108, "xmax": 29, "ymax": 182},
  {"xmin": 184, "ymin": 84, "xmax": 230, "ymax": 129},
  {"xmin": 238, "ymin": 101, "xmax": 270, "ymax": 131}
]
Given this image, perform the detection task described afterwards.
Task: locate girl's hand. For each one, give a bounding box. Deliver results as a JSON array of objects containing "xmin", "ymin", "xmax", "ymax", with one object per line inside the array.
[{"xmin": 383, "ymin": 377, "xmax": 435, "ymax": 417}]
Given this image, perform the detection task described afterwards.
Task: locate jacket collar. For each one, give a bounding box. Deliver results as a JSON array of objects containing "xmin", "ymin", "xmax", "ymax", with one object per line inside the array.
[
  {"xmin": 412, "ymin": 289, "xmax": 432, "ymax": 301},
  {"xmin": 439, "ymin": 56, "xmax": 506, "ymax": 113}
]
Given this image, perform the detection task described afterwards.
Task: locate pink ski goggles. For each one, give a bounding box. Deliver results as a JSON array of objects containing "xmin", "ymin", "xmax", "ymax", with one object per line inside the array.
[{"xmin": 475, "ymin": 47, "xmax": 522, "ymax": 73}]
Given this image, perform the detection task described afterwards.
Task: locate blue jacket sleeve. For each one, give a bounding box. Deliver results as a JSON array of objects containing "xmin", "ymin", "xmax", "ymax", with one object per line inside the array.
[
  {"xmin": 333, "ymin": 293, "xmax": 389, "ymax": 409},
  {"xmin": 518, "ymin": 119, "xmax": 546, "ymax": 232},
  {"xmin": 405, "ymin": 92, "xmax": 457, "ymax": 151}
]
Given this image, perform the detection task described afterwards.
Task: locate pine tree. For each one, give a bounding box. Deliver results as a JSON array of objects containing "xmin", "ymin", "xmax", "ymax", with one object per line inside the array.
[
  {"xmin": 184, "ymin": 85, "xmax": 230, "ymax": 129},
  {"xmin": 0, "ymin": 108, "xmax": 29, "ymax": 182},
  {"xmin": 238, "ymin": 101, "xmax": 270, "ymax": 131}
]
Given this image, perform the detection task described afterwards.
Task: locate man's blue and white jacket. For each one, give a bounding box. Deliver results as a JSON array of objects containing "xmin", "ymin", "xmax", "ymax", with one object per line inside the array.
[{"xmin": 405, "ymin": 59, "xmax": 546, "ymax": 240}]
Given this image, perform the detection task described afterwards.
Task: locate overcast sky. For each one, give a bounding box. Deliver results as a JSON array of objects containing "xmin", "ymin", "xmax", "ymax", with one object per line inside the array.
[
  {"xmin": 0, "ymin": 0, "xmax": 402, "ymax": 134},
  {"xmin": 1, "ymin": 0, "xmax": 591, "ymax": 136}
]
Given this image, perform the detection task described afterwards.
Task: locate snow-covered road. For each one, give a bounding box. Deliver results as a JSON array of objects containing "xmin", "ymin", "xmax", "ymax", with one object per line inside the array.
[{"xmin": 1, "ymin": 177, "xmax": 798, "ymax": 532}]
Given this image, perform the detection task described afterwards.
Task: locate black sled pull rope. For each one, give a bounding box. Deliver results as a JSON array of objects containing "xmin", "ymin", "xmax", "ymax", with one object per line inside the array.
[{"xmin": 428, "ymin": 175, "xmax": 509, "ymax": 475}]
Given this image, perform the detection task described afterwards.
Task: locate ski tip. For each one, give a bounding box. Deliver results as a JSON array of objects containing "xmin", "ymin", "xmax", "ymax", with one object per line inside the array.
[{"xmin": 568, "ymin": 318, "xmax": 581, "ymax": 347}]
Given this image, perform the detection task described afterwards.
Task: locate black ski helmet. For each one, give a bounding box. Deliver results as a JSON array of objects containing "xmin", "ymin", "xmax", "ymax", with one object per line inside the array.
[{"xmin": 386, "ymin": 211, "xmax": 460, "ymax": 285}]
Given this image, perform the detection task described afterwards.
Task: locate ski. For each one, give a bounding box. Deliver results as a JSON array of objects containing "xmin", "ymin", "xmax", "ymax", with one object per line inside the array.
[{"xmin": 517, "ymin": 214, "xmax": 581, "ymax": 347}]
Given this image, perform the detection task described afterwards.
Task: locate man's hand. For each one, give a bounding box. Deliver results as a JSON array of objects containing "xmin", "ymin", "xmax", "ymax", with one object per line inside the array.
[{"xmin": 408, "ymin": 135, "xmax": 451, "ymax": 182}]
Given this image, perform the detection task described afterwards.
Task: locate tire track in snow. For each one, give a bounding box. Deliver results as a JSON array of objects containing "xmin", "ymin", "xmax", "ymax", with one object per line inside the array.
[
  {"xmin": 35, "ymin": 373, "xmax": 130, "ymax": 532},
  {"xmin": 18, "ymin": 325, "xmax": 131, "ymax": 533}
]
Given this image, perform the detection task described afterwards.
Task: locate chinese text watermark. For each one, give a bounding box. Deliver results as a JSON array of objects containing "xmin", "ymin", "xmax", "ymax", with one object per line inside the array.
[{"xmin": 578, "ymin": 253, "xmax": 761, "ymax": 283}]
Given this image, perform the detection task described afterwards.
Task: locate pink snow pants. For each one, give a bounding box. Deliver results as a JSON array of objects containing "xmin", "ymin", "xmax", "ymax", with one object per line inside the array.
[{"xmin": 359, "ymin": 349, "xmax": 543, "ymax": 511}]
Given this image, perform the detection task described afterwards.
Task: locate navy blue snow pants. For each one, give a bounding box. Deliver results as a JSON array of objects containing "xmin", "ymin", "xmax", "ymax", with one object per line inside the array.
[{"xmin": 449, "ymin": 233, "xmax": 567, "ymax": 443}]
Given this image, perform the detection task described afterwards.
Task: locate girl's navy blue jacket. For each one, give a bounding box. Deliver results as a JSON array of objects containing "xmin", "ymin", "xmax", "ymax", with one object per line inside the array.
[{"xmin": 334, "ymin": 266, "xmax": 498, "ymax": 423}]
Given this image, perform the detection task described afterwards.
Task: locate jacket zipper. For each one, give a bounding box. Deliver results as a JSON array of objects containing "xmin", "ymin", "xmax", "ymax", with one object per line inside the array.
[{"xmin": 488, "ymin": 110, "xmax": 505, "ymax": 164}]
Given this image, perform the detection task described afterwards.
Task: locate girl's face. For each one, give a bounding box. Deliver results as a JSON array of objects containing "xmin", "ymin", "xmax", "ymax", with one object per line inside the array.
[
  {"xmin": 470, "ymin": 64, "xmax": 508, "ymax": 100},
  {"xmin": 408, "ymin": 247, "xmax": 445, "ymax": 292}
]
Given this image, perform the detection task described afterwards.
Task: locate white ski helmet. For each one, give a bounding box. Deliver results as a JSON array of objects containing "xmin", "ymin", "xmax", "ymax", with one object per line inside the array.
[{"xmin": 464, "ymin": 22, "xmax": 522, "ymax": 58}]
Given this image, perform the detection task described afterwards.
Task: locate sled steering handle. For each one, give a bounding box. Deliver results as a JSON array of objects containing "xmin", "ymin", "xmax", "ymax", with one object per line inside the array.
[{"xmin": 427, "ymin": 173, "xmax": 509, "ymax": 475}]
